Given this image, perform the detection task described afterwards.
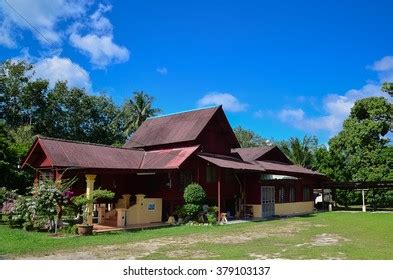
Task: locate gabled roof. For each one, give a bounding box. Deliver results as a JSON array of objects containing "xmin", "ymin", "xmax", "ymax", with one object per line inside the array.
[
  {"xmin": 22, "ymin": 137, "xmax": 199, "ymax": 170},
  {"xmin": 232, "ymin": 146, "xmax": 323, "ymax": 176},
  {"xmin": 232, "ymin": 145, "xmax": 292, "ymax": 164},
  {"xmin": 124, "ymin": 106, "xmax": 239, "ymax": 149},
  {"xmin": 197, "ymin": 153, "xmax": 265, "ymax": 172},
  {"xmin": 252, "ymin": 160, "xmax": 323, "ymax": 176},
  {"xmin": 232, "ymin": 146, "xmax": 275, "ymax": 162}
]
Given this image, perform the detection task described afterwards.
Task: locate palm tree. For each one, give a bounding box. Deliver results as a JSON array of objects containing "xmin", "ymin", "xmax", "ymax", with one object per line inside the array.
[
  {"xmin": 278, "ymin": 136, "xmax": 318, "ymax": 168},
  {"xmin": 122, "ymin": 91, "xmax": 161, "ymax": 137}
]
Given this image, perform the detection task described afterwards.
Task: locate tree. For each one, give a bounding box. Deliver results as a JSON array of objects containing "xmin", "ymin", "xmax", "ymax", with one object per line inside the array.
[
  {"xmin": 122, "ymin": 91, "xmax": 161, "ymax": 137},
  {"xmin": 233, "ymin": 126, "xmax": 269, "ymax": 148},
  {"xmin": 38, "ymin": 81, "xmax": 126, "ymax": 145},
  {"xmin": 0, "ymin": 60, "xmax": 48, "ymax": 128},
  {"xmin": 382, "ymin": 82, "xmax": 393, "ymax": 97},
  {"xmin": 313, "ymin": 97, "xmax": 393, "ymax": 209},
  {"xmin": 0, "ymin": 121, "xmax": 32, "ymax": 193},
  {"xmin": 277, "ymin": 136, "xmax": 318, "ymax": 168}
]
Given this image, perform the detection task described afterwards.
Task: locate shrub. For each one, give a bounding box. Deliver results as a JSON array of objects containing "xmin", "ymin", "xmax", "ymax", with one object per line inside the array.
[
  {"xmin": 183, "ymin": 204, "xmax": 201, "ymax": 217},
  {"xmin": 182, "ymin": 183, "xmax": 206, "ymax": 222},
  {"xmin": 184, "ymin": 183, "xmax": 206, "ymax": 204},
  {"xmin": 207, "ymin": 213, "xmax": 217, "ymax": 225},
  {"xmin": 71, "ymin": 188, "xmax": 115, "ymax": 225}
]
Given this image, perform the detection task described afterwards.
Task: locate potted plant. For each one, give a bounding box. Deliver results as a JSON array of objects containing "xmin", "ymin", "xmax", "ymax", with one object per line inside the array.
[{"xmin": 72, "ymin": 188, "xmax": 114, "ymax": 235}]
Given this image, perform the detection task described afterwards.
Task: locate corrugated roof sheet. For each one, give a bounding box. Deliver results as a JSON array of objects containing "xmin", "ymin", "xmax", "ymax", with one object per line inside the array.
[
  {"xmin": 197, "ymin": 153, "xmax": 266, "ymax": 172},
  {"xmin": 252, "ymin": 160, "xmax": 323, "ymax": 176},
  {"xmin": 232, "ymin": 146, "xmax": 275, "ymax": 162},
  {"xmin": 141, "ymin": 146, "xmax": 199, "ymax": 169},
  {"xmin": 23, "ymin": 137, "xmax": 198, "ymax": 170},
  {"xmin": 124, "ymin": 106, "xmax": 220, "ymax": 148}
]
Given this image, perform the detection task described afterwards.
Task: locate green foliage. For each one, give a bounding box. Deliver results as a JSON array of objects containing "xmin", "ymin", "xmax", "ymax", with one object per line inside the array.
[
  {"xmin": 5, "ymin": 179, "xmax": 77, "ymax": 231},
  {"xmin": 183, "ymin": 183, "xmax": 206, "ymax": 204},
  {"xmin": 381, "ymin": 82, "xmax": 393, "ymax": 97},
  {"xmin": 182, "ymin": 204, "xmax": 201, "ymax": 217},
  {"xmin": 0, "ymin": 59, "xmax": 161, "ymax": 191},
  {"xmin": 366, "ymin": 189, "xmax": 393, "ymax": 210},
  {"xmin": 182, "ymin": 183, "xmax": 206, "ymax": 221},
  {"xmin": 0, "ymin": 187, "xmax": 6, "ymax": 206},
  {"xmin": 313, "ymin": 97, "xmax": 393, "ymax": 207},
  {"xmin": 207, "ymin": 212, "xmax": 217, "ymax": 225},
  {"xmin": 72, "ymin": 188, "xmax": 115, "ymax": 225},
  {"xmin": 61, "ymin": 224, "xmax": 78, "ymax": 235},
  {"xmin": 233, "ymin": 126, "xmax": 269, "ymax": 148},
  {"xmin": 277, "ymin": 135, "xmax": 318, "ymax": 168},
  {"xmin": 122, "ymin": 91, "xmax": 162, "ymax": 137},
  {"xmin": 0, "ymin": 121, "xmax": 32, "ymax": 193},
  {"xmin": 327, "ymin": 97, "xmax": 392, "ymax": 182}
]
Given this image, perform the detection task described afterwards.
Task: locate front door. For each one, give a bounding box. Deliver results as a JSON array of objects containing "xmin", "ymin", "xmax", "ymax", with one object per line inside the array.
[{"xmin": 261, "ymin": 186, "xmax": 275, "ymax": 218}]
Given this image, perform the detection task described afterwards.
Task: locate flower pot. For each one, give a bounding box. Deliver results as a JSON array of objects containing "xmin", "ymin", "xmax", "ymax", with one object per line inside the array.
[{"xmin": 77, "ymin": 224, "xmax": 93, "ymax": 235}]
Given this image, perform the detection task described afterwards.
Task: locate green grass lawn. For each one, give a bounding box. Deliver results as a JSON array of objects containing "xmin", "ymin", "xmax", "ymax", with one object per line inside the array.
[{"xmin": 0, "ymin": 212, "xmax": 392, "ymax": 260}]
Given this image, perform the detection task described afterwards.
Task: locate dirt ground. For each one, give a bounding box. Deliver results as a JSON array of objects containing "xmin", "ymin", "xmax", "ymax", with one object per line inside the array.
[{"xmin": 18, "ymin": 221, "xmax": 350, "ymax": 260}]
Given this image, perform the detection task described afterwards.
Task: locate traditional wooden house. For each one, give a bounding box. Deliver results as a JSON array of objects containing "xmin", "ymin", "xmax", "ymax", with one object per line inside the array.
[{"xmin": 22, "ymin": 106, "xmax": 328, "ymax": 228}]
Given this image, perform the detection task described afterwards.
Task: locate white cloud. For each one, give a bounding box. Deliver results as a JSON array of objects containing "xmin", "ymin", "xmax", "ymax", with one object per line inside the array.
[
  {"xmin": 372, "ymin": 56, "xmax": 393, "ymax": 72},
  {"xmin": 69, "ymin": 33, "xmax": 129, "ymax": 68},
  {"xmin": 278, "ymin": 83, "xmax": 384, "ymax": 135},
  {"xmin": 0, "ymin": 1, "xmax": 129, "ymax": 69},
  {"xmin": 68, "ymin": 4, "xmax": 129, "ymax": 68},
  {"xmin": 0, "ymin": 0, "xmax": 90, "ymax": 47},
  {"xmin": 156, "ymin": 67, "xmax": 168, "ymax": 75},
  {"xmin": 274, "ymin": 55, "xmax": 393, "ymax": 135},
  {"xmin": 278, "ymin": 109, "xmax": 304, "ymax": 122},
  {"xmin": 197, "ymin": 92, "xmax": 248, "ymax": 112},
  {"xmin": 371, "ymin": 55, "xmax": 393, "ymax": 83},
  {"xmin": 33, "ymin": 56, "xmax": 92, "ymax": 91}
]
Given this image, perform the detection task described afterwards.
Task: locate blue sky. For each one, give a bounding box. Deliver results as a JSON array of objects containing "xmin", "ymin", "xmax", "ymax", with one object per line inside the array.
[{"xmin": 1, "ymin": 0, "xmax": 392, "ymax": 144}]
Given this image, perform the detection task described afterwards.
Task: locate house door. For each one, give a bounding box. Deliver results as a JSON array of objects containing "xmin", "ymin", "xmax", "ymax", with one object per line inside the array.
[{"xmin": 261, "ymin": 186, "xmax": 275, "ymax": 218}]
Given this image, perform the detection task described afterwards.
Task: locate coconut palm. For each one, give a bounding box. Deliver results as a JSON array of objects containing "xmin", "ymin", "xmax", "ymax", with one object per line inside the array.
[
  {"xmin": 122, "ymin": 91, "xmax": 161, "ymax": 137},
  {"xmin": 278, "ymin": 136, "xmax": 318, "ymax": 168}
]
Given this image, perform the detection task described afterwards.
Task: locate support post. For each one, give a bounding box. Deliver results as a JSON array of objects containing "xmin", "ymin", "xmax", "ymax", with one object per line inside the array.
[
  {"xmin": 85, "ymin": 174, "xmax": 96, "ymax": 225},
  {"xmin": 362, "ymin": 189, "xmax": 366, "ymax": 212},
  {"xmin": 217, "ymin": 168, "xmax": 221, "ymax": 221},
  {"xmin": 97, "ymin": 207, "xmax": 106, "ymax": 225}
]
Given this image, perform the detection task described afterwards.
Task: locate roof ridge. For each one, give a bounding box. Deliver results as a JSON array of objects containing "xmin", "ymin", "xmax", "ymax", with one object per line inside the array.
[
  {"xmin": 233, "ymin": 145, "xmax": 275, "ymax": 150},
  {"xmin": 37, "ymin": 136, "xmax": 143, "ymax": 151},
  {"xmin": 147, "ymin": 105, "xmax": 221, "ymax": 120}
]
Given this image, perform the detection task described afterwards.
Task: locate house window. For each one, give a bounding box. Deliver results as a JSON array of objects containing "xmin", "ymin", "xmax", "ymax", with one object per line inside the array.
[
  {"xmin": 180, "ymin": 170, "xmax": 193, "ymax": 189},
  {"xmin": 278, "ymin": 187, "xmax": 285, "ymax": 203},
  {"xmin": 303, "ymin": 187, "xmax": 310, "ymax": 201},
  {"xmin": 289, "ymin": 187, "xmax": 295, "ymax": 202},
  {"xmin": 39, "ymin": 170, "xmax": 54, "ymax": 181},
  {"xmin": 206, "ymin": 165, "xmax": 217, "ymax": 183}
]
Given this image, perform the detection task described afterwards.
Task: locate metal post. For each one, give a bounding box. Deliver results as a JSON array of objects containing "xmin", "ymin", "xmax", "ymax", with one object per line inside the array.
[
  {"xmin": 362, "ymin": 189, "xmax": 366, "ymax": 212},
  {"xmin": 217, "ymin": 168, "xmax": 221, "ymax": 221}
]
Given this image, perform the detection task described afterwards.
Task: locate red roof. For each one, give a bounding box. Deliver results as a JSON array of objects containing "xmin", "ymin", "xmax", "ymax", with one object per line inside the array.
[
  {"xmin": 232, "ymin": 146, "xmax": 275, "ymax": 162},
  {"xmin": 197, "ymin": 153, "xmax": 266, "ymax": 172},
  {"xmin": 22, "ymin": 137, "xmax": 199, "ymax": 170},
  {"xmin": 140, "ymin": 146, "xmax": 200, "ymax": 169},
  {"xmin": 124, "ymin": 106, "xmax": 230, "ymax": 148},
  {"xmin": 252, "ymin": 160, "xmax": 323, "ymax": 176}
]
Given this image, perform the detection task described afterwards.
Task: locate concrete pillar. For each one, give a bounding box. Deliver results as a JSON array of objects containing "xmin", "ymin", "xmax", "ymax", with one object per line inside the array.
[
  {"xmin": 116, "ymin": 208, "xmax": 127, "ymax": 227},
  {"xmin": 122, "ymin": 194, "xmax": 132, "ymax": 208},
  {"xmin": 85, "ymin": 174, "xmax": 96, "ymax": 225},
  {"xmin": 362, "ymin": 189, "xmax": 366, "ymax": 212},
  {"xmin": 135, "ymin": 194, "xmax": 146, "ymax": 224},
  {"xmin": 97, "ymin": 207, "xmax": 107, "ymax": 225}
]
